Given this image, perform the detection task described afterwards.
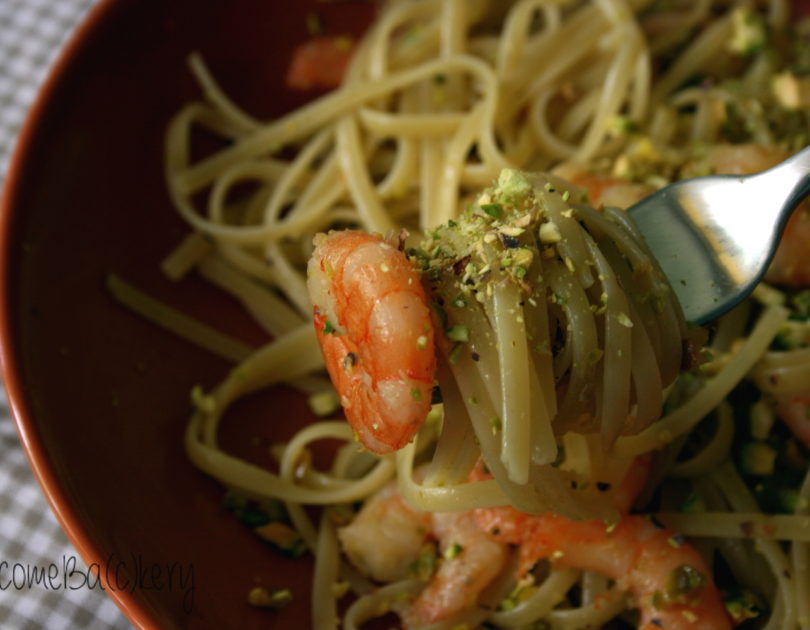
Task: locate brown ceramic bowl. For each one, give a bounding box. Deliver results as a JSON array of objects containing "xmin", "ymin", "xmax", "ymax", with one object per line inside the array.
[{"xmin": 0, "ymin": 1, "xmax": 374, "ymax": 628}]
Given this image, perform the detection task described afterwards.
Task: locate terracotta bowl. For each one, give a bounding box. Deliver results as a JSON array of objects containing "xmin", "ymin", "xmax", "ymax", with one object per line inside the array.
[{"xmin": 0, "ymin": 1, "xmax": 373, "ymax": 627}]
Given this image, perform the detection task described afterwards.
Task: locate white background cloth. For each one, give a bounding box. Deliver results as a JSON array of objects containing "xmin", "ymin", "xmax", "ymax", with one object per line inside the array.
[{"xmin": 0, "ymin": 0, "xmax": 133, "ymax": 627}]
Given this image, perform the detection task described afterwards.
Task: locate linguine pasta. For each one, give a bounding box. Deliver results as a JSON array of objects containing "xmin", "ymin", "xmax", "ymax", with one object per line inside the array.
[{"xmin": 109, "ymin": 0, "xmax": 810, "ymax": 628}]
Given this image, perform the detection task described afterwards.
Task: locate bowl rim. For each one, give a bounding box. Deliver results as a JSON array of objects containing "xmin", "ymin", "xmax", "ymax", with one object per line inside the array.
[{"xmin": 0, "ymin": 1, "xmax": 161, "ymax": 627}]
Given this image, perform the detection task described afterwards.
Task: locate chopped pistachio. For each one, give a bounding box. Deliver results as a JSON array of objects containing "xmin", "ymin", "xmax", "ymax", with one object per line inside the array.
[
  {"xmin": 409, "ymin": 543, "xmax": 438, "ymax": 580},
  {"xmin": 496, "ymin": 168, "xmax": 532, "ymax": 199},
  {"xmin": 729, "ymin": 6, "xmax": 766, "ymax": 55},
  {"xmin": 248, "ymin": 586, "xmax": 293, "ymax": 609},
  {"xmin": 446, "ymin": 324, "xmax": 470, "ymax": 343},
  {"xmin": 616, "ymin": 312, "xmax": 634, "ymax": 328},
  {"xmin": 481, "ymin": 203, "xmax": 503, "ymax": 219},
  {"xmin": 539, "ymin": 221, "xmax": 562, "ymax": 243},
  {"xmin": 444, "ymin": 542, "xmax": 464, "ymax": 559}
]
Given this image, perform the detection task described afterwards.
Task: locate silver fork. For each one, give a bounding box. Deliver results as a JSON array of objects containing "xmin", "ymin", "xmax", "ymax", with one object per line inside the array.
[{"xmin": 627, "ymin": 146, "xmax": 810, "ymax": 325}]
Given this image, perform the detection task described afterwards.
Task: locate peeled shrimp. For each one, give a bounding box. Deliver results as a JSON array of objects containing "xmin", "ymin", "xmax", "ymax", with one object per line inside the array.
[
  {"xmin": 339, "ymin": 455, "xmax": 731, "ymax": 630},
  {"xmin": 775, "ymin": 396, "xmax": 810, "ymax": 448},
  {"xmin": 474, "ymin": 507, "xmax": 731, "ymax": 630},
  {"xmin": 699, "ymin": 143, "xmax": 810, "ymax": 287},
  {"xmin": 552, "ymin": 161, "xmax": 655, "ymax": 209},
  {"xmin": 338, "ymin": 482, "xmax": 508, "ymax": 629},
  {"xmin": 403, "ymin": 511, "xmax": 508, "ymax": 629},
  {"xmin": 338, "ymin": 481, "xmax": 432, "ymax": 583},
  {"xmin": 307, "ymin": 231, "xmax": 436, "ymax": 454}
]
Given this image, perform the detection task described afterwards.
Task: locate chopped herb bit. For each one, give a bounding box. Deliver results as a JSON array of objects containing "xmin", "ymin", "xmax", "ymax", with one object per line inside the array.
[
  {"xmin": 496, "ymin": 168, "xmax": 532, "ymax": 199},
  {"xmin": 444, "ymin": 542, "xmax": 464, "ymax": 559},
  {"xmin": 409, "ymin": 543, "xmax": 438, "ymax": 580},
  {"xmin": 724, "ymin": 589, "xmax": 764, "ymax": 624},
  {"xmin": 416, "ymin": 335, "xmax": 429, "ymax": 350},
  {"xmin": 538, "ymin": 221, "xmax": 562, "ymax": 243},
  {"xmin": 235, "ymin": 505, "xmax": 272, "ymax": 529},
  {"xmin": 729, "ymin": 6, "xmax": 766, "ymax": 55},
  {"xmin": 448, "ymin": 343, "xmax": 464, "ymax": 364},
  {"xmin": 666, "ymin": 564, "xmax": 706, "ymax": 601},
  {"xmin": 322, "ymin": 319, "xmax": 335, "ymax": 334},
  {"xmin": 446, "ymin": 324, "xmax": 470, "ymax": 343},
  {"xmin": 489, "ymin": 415, "xmax": 502, "ymax": 434},
  {"xmin": 410, "ymin": 387, "xmax": 423, "ymax": 401},
  {"xmin": 481, "ymin": 203, "xmax": 503, "ymax": 219},
  {"xmin": 616, "ymin": 312, "xmax": 634, "ymax": 328},
  {"xmin": 667, "ymin": 533, "xmax": 686, "ymax": 548}
]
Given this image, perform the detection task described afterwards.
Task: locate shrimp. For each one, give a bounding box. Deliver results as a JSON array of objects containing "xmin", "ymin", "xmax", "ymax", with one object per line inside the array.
[
  {"xmin": 286, "ymin": 35, "xmax": 355, "ymax": 91},
  {"xmin": 552, "ymin": 161, "xmax": 656, "ymax": 209},
  {"xmin": 337, "ymin": 481, "xmax": 432, "ymax": 583},
  {"xmin": 766, "ymin": 205, "xmax": 810, "ymax": 286},
  {"xmin": 474, "ymin": 508, "xmax": 731, "ymax": 630},
  {"xmin": 403, "ymin": 511, "xmax": 508, "ymax": 629},
  {"xmin": 307, "ymin": 231, "xmax": 436, "ymax": 454},
  {"xmin": 775, "ymin": 397, "xmax": 810, "ymax": 448},
  {"xmin": 338, "ymin": 481, "xmax": 508, "ymax": 629},
  {"xmin": 695, "ymin": 143, "xmax": 810, "ymax": 287}
]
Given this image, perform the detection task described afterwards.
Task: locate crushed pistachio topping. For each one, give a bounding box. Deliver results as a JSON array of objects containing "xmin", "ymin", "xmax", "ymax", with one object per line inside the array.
[
  {"xmin": 247, "ymin": 586, "xmax": 293, "ymax": 609},
  {"xmin": 616, "ymin": 312, "xmax": 634, "ymax": 328},
  {"xmin": 446, "ymin": 324, "xmax": 470, "ymax": 343},
  {"xmin": 499, "ymin": 576, "xmax": 537, "ymax": 611},
  {"xmin": 729, "ymin": 6, "xmax": 766, "ymax": 56},
  {"xmin": 653, "ymin": 564, "xmax": 706, "ymax": 607},
  {"xmin": 539, "ymin": 222, "xmax": 562, "ymax": 243},
  {"xmin": 444, "ymin": 542, "xmax": 464, "ymax": 559},
  {"xmin": 409, "ymin": 543, "xmax": 438, "ymax": 580}
]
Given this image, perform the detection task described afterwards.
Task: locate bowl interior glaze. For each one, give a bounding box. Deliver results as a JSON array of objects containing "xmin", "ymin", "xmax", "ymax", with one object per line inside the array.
[{"xmin": 1, "ymin": 1, "xmax": 373, "ymax": 627}]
